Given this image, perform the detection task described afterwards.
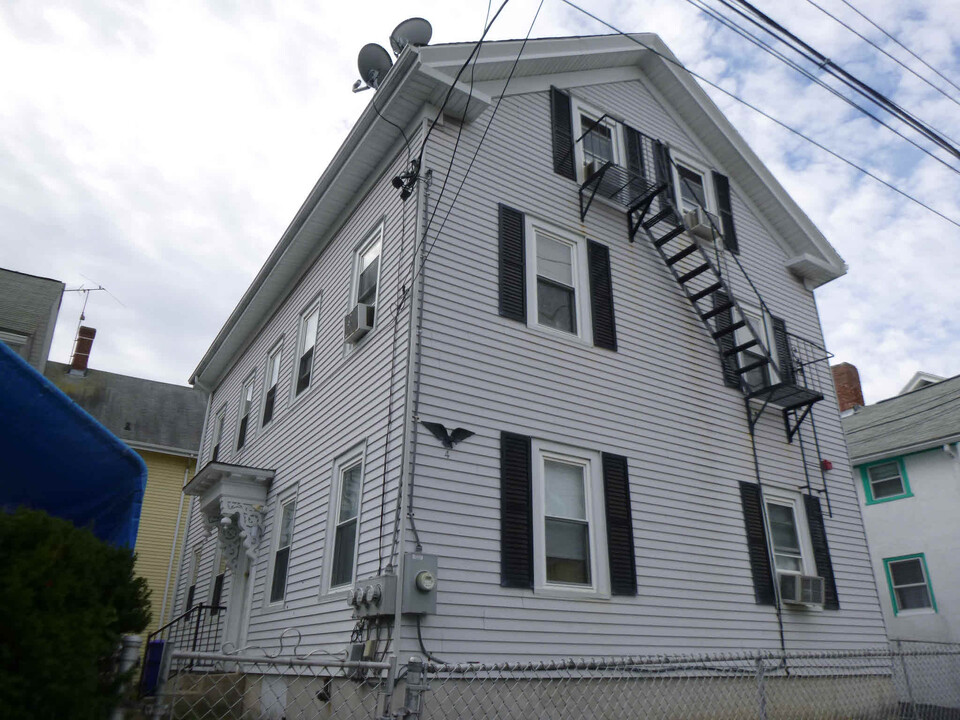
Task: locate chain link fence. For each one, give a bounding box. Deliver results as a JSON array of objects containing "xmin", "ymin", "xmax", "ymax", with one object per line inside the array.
[{"xmin": 146, "ymin": 643, "xmax": 960, "ymax": 719}]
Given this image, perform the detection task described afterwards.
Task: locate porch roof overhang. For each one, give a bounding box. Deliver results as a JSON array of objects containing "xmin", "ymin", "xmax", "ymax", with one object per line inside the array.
[{"xmin": 184, "ymin": 461, "xmax": 275, "ymax": 505}]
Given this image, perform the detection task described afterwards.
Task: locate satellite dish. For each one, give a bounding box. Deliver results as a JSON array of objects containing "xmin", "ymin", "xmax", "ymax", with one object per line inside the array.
[
  {"xmin": 390, "ymin": 17, "xmax": 433, "ymax": 56},
  {"xmin": 357, "ymin": 43, "xmax": 393, "ymax": 89}
]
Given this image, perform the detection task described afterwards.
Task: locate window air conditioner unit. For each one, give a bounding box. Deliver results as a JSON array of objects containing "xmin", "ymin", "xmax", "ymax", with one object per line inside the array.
[
  {"xmin": 780, "ymin": 574, "xmax": 825, "ymax": 606},
  {"xmin": 683, "ymin": 206, "xmax": 718, "ymax": 240},
  {"xmin": 344, "ymin": 303, "xmax": 374, "ymax": 343}
]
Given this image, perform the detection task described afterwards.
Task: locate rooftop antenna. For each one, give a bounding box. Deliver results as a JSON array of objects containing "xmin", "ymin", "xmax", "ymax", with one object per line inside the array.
[
  {"xmin": 389, "ymin": 17, "xmax": 432, "ymax": 56},
  {"xmin": 353, "ymin": 43, "xmax": 393, "ymax": 93},
  {"xmin": 62, "ymin": 276, "xmax": 124, "ymax": 368}
]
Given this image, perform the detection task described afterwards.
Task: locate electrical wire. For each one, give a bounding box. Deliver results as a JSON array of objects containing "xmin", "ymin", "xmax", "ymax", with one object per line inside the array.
[
  {"xmin": 556, "ymin": 0, "xmax": 960, "ymax": 231},
  {"xmin": 416, "ymin": 0, "xmax": 510, "ymax": 170},
  {"xmin": 416, "ymin": 615, "xmax": 448, "ymax": 664},
  {"xmin": 839, "ymin": 0, "xmax": 960, "ymax": 98},
  {"xmin": 725, "ymin": 0, "xmax": 960, "ymax": 159},
  {"xmin": 686, "ymin": 0, "xmax": 960, "ymax": 178},
  {"xmin": 801, "ymin": 0, "xmax": 960, "ymax": 109},
  {"xmin": 417, "ymin": 0, "xmax": 546, "ymax": 274}
]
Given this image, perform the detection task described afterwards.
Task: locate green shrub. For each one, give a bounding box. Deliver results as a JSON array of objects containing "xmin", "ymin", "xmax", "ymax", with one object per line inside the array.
[{"xmin": 0, "ymin": 508, "xmax": 150, "ymax": 719}]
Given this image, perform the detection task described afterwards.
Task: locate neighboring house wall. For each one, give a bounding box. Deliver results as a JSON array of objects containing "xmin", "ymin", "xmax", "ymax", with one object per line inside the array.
[
  {"xmin": 0, "ymin": 267, "xmax": 64, "ymax": 372},
  {"xmin": 133, "ymin": 449, "xmax": 196, "ymax": 634},
  {"xmin": 172, "ymin": 124, "xmax": 421, "ymax": 650},
  {"xmin": 404, "ymin": 78, "xmax": 885, "ymax": 659},
  {"xmin": 854, "ymin": 447, "xmax": 960, "ymax": 643}
]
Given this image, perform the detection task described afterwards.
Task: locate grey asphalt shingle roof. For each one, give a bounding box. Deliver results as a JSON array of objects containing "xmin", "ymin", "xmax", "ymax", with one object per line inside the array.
[
  {"xmin": 44, "ymin": 361, "xmax": 206, "ymax": 455},
  {"xmin": 841, "ymin": 373, "xmax": 960, "ymax": 463}
]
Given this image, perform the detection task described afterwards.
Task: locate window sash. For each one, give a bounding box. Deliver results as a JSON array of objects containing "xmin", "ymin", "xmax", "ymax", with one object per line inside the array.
[
  {"xmin": 868, "ymin": 463, "xmax": 905, "ymax": 499},
  {"xmin": 767, "ymin": 502, "xmax": 804, "ymax": 575},
  {"xmin": 678, "ymin": 165, "xmax": 706, "ymax": 212},
  {"xmin": 888, "ymin": 558, "xmax": 933, "ymax": 611},
  {"xmin": 542, "ymin": 455, "xmax": 593, "ymax": 587},
  {"xmin": 211, "ymin": 413, "xmax": 225, "ymax": 462},
  {"xmin": 580, "ymin": 115, "xmax": 615, "ymax": 167},
  {"xmin": 330, "ymin": 463, "xmax": 362, "ymax": 589}
]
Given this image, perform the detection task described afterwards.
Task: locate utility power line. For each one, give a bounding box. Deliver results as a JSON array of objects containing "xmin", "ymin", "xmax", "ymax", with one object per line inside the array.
[
  {"xmin": 839, "ymin": 0, "xmax": 960, "ymax": 98},
  {"xmin": 802, "ymin": 0, "xmax": 960, "ymax": 110},
  {"xmin": 556, "ymin": 0, "xmax": 960, "ymax": 231}
]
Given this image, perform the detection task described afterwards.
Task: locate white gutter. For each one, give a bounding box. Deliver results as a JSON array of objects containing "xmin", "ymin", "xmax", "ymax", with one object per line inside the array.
[{"xmin": 849, "ymin": 432, "xmax": 960, "ymax": 466}]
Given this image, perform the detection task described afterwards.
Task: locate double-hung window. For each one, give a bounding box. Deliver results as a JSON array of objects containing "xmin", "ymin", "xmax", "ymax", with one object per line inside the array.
[
  {"xmin": 531, "ymin": 440, "xmax": 609, "ymax": 596},
  {"xmin": 861, "ymin": 459, "xmax": 912, "ymax": 504},
  {"xmin": 326, "ymin": 451, "xmax": 364, "ymax": 592},
  {"xmin": 884, "ymin": 554, "xmax": 936, "ymax": 614},
  {"xmin": 571, "ymin": 98, "xmax": 622, "ymax": 182},
  {"xmin": 210, "ymin": 552, "xmax": 226, "ymax": 613},
  {"xmin": 295, "ymin": 301, "xmax": 320, "ymax": 396},
  {"xmin": 353, "ymin": 226, "xmax": 383, "ymax": 324},
  {"xmin": 236, "ymin": 375, "xmax": 255, "ymax": 451},
  {"xmin": 269, "ymin": 497, "xmax": 297, "ymax": 604},
  {"xmin": 525, "ymin": 219, "xmax": 591, "ymax": 342},
  {"xmin": 210, "ymin": 408, "xmax": 226, "ymax": 462},
  {"xmin": 735, "ymin": 305, "xmax": 779, "ymax": 390},
  {"xmin": 763, "ymin": 494, "xmax": 818, "ymax": 602},
  {"xmin": 262, "ymin": 344, "xmax": 282, "ymax": 427},
  {"xmin": 676, "ymin": 164, "xmax": 708, "ymax": 214}
]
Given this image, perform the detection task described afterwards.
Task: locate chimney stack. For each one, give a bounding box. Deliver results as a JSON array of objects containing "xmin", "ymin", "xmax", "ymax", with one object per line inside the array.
[
  {"xmin": 831, "ymin": 362, "xmax": 864, "ymax": 413},
  {"xmin": 70, "ymin": 326, "xmax": 96, "ymax": 374}
]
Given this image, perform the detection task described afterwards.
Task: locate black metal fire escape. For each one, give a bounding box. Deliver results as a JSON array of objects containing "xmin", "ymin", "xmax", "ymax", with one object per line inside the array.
[{"xmin": 573, "ymin": 122, "xmax": 830, "ymax": 441}]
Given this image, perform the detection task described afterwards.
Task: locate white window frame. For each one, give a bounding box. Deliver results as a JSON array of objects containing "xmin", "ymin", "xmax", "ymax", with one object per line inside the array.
[
  {"xmin": 735, "ymin": 303, "xmax": 781, "ymax": 387},
  {"xmin": 348, "ymin": 223, "xmax": 384, "ymax": 335},
  {"xmin": 260, "ymin": 339, "xmax": 284, "ymax": 429},
  {"xmin": 322, "ymin": 443, "xmax": 366, "ymax": 596},
  {"xmin": 531, "ymin": 439, "xmax": 609, "ymax": 599},
  {"xmin": 235, "ymin": 372, "xmax": 257, "ymax": 452},
  {"xmin": 570, "ymin": 97, "xmax": 625, "ymax": 183},
  {"xmin": 210, "ymin": 405, "xmax": 227, "ymax": 463},
  {"xmin": 266, "ymin": 488, "xmax": 298, "ymax": 607},
  {"xmin": 670, "ymin": 151, "xmax": 717, "ymax": 216},
  {"xmin": 185, "ymin": 545, "xmax": 202, "ymax": 610},
  {"xmin": 761, "ymin": 490, "xmax": 817, "ymax": 582},
  {"xmin": 524, "ymin": 217, "xmax": 593, "ymax": 345},
  {"xmin": 293, "ymin": 297, "xmax": 321, "ymax": 399}
]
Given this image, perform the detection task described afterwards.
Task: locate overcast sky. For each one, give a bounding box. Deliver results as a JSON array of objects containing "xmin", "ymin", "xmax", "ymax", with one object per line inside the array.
[{"xmin": 2, "ymin": 0, "xmax": 958, "ymax": 403}]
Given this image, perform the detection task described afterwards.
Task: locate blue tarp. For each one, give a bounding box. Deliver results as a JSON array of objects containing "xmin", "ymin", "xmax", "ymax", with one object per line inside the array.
[{"xmin": 0, "ymin": 341, "xmax": 147, "ymax": 547}]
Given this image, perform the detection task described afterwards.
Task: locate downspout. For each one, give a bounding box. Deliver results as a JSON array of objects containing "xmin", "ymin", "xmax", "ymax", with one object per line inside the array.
[
  {"xmin": 158, "ymin": 464, "xmax": 190, "ymax": 626},
  {"xmin": 390, "ymin": 116, "xmax": 433, "ymax": 657},
  {"xmin": 167, "ymin": 385, "xmax": 211, "ymax": 621}
]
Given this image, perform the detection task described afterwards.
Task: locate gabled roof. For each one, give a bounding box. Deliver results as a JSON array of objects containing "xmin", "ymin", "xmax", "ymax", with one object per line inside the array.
[
  {"xmin": 191, "ymin": 33, "xmax": 846, "ymax": 390},
  {"xmin": 45, "ymin": 361, "xmax": 206, "ymax": 457},
  {"xmin": 842, "ymin": 373, "xmax": 960, "ymax": 464},
  {"xmin": 898, "ymin": 370, "xmax": 945, "ymax": 396}
]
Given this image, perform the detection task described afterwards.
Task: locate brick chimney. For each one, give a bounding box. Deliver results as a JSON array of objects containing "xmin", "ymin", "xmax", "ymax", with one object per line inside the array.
[
  {"xmin": 70, "ymin": 326, "xmax": 96, "ymax": 374},
  {"xmin": 832, "ymin": 362, "xmax": 864, "ymax": 413}
]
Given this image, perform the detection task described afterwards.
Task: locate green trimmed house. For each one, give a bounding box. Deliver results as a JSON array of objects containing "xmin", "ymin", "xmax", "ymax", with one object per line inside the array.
[{"xmin": 840, "ymin": 370, "xmax": 960, "ymax": 643}]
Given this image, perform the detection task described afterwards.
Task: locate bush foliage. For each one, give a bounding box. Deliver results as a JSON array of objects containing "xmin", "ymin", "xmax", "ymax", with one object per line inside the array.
[{"xmin": 0, "ymin": 508, "xmax": 150, "ymax": 719}]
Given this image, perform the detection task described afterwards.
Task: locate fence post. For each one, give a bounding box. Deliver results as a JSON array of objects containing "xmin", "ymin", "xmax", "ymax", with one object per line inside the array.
[
  {"xmin": 149, "ymin": 643, "xmax": 174, "ymax": 720},
  {"xmin": 755, "ymin": 654, "xmax": 768, "ymax": 720},
  {"xmin": 403, "ymin": 656, "xmax": 427, "ymax": 720},
  {"xmin": 379, "ymin": 654, "xmax": 397, "ymax": 719},
  {"xmin": 110, "ymin": 635, "xmax": 143, "ymax": 720},
  {"xmin": 896, "ymin": 640, "xmax": 920, "ymax": 720}
]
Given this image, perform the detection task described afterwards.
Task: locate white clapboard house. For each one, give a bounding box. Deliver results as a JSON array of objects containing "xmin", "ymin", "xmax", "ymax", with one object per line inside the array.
[{"xmin": 170, "ymin": 32, "xmax": 887, "ymax": 663}]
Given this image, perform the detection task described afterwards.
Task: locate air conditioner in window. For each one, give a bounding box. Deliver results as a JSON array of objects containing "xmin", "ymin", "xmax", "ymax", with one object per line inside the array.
[
  {"xmin": 683, "ymin": 206, "xmax": 719, "ymax": 240},
  {"xmin": 780, "ymin": 574, "xmax": 825, "ymax": 606},
  {"xmin": 344, "ymin": 303, "xmax": 375, "ymax": 343}
]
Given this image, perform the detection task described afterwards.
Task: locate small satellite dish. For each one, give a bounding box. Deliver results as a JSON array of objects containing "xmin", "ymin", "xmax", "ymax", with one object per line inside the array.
[
  {"xmin": 357, "ymin": 43, "xmax": 393, "ymax": 90},
  {"xmin": 390, "ymin": 17, "xmax": 433, "ymax": 56}
]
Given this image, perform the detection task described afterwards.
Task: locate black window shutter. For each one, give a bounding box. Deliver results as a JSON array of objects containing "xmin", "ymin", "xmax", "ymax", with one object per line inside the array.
[
  {"xmin": 500, "ymin": 432, "xmax": 533, "ymax": 588},
  {"xmin": 739, "ymin": 481, "xmax": 776, "ymax": 605},
  {"xmin": 714, "ymin": 292, "xmax": 741, "ymax": 389},
  {"xmin": 624, "ymin": 125, "xmax": 645, "ymax": 179},
  {"xmin": 211, "ymin": 572, "xmax": 225, "ymax": 610},
  {"xmin": 653, "ymin": 141, "xmax": 675, "ymax": 213},
  {"xmin": 712, "ymin": 171, "xmax": 739, "ymax": 254},
  {"xmin": 771, "ymin": 316, "xmax": 796, "ymax": 386},
  {"xmin": 803, "ymin": 494, "xmax": 840, "ymax": 610},
  {"xmin": 587, "ymin": 240, "xmax": 618, "ymax": 351},
  {"xmin": 550, "ymin": 87, "xmax": 576, "ymax": 180},
  {"xmin": 602, "ymin": 453, "xmax": 638, "ymax": 596},
  {"xmin": 498, "ymin": 204, "xmax": 527, "ymax": 323}
]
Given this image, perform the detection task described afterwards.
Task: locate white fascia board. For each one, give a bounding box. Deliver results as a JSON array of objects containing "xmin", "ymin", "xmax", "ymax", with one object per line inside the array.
[
  {"xmin": 850, "ymin": 432, "xmax": 960, "ymax": 466},
  {"xmin": 637, "ymin": 36, "xmax": 847, "ymax": 284}
]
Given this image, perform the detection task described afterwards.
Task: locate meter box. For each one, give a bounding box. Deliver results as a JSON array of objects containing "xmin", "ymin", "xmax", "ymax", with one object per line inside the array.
[
  {"xmin": 401, "ymin": 552, "xmax": 438, "ymax": 615},
  {"xmin": 348, "ymin": 573, "xmax": 397, "ymax": 618}
]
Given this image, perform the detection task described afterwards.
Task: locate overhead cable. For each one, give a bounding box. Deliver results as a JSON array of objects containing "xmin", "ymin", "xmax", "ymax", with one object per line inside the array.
[
  {"xmin": 556, "ymin": 0, "xmax": 960, "ymax": 231},
  {"xmin": 839, "ymin": 0, "xmax": 960, "ymax": 98}
]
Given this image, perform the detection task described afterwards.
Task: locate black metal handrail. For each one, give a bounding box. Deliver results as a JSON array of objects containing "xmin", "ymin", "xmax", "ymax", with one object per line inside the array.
[{"xmin": 139, "ymin": 603, "xmax": 226, "ymax": 697}]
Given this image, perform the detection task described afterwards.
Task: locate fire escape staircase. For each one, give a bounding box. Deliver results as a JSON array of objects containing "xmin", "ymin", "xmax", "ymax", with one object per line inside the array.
[{"xmin": 573, "ymin": 125, "xmax": 825, "ymax": 441}]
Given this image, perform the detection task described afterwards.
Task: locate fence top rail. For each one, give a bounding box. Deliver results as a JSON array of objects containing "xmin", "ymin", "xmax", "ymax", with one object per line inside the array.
[
  {"xmin": 169, "ymin": 649, "xmax": 392, "ymax": 671},
  {"xmin": 424, "ymin": 645, "xmax": 960, "ymax": 674}
]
